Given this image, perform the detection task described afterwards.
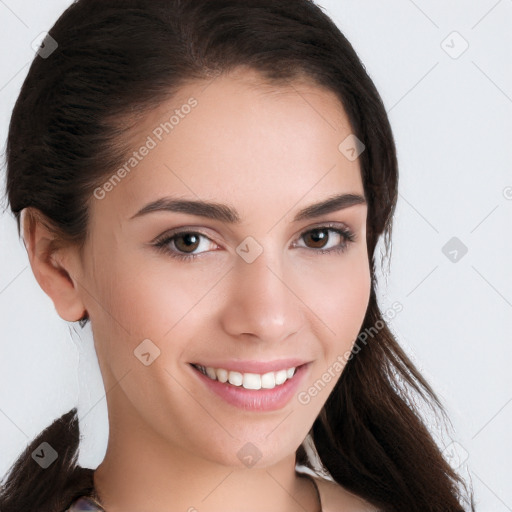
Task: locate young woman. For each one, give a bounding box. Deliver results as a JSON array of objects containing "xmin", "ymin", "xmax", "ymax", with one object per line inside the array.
[{"xmin": 0, "ymin": 0, "xmax": 475, "ymax": 511}]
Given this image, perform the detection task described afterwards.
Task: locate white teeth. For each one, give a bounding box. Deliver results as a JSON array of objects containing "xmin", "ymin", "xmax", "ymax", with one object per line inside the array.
[
  {"xmin": 206, "ymin": 367, "xmax": 217, "ymax": 380},
  {"xmin": 228, "ymin": 371, "xmax": 243, "ymax": 386},
  {"xmin": 243, "ymin": 373, "xmax": 261, "ymax": 390},
  {"xmin": 198, "ymin": 365, "xmax": 297, "ymax": 390},
  {"xmin": 216, "ymin": 368, "xmax": 228, "ymax": 383},
  {"xmin": 275, "ymin": 369, "xmax": 287, "ymax": 385},
  {"xmin": 261, "ymin": 372, "xmax": 276, "ymax": 389}
]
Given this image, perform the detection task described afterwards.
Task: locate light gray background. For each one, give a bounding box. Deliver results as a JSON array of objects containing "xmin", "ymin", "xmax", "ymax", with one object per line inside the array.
[{"xmin": 1, "ymin": 1, "xmax": 511, "ymax": 510}]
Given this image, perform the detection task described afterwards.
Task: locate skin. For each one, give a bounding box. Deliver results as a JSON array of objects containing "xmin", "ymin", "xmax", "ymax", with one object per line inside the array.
[{"xmin": 24, "ymin": 67, "xmax": 371, "ymax": 512}]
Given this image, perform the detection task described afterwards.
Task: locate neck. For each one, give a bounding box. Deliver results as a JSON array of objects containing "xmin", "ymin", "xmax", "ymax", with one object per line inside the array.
[{"xmin": 92, "ymin": 383, "xmax": 320, "ymax": 512}]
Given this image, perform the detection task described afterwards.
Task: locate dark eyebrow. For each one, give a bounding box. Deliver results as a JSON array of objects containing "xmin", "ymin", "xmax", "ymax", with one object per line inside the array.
[{"xmin": 129, "ymin": 193, "xmax": 366, "ymax": 223}]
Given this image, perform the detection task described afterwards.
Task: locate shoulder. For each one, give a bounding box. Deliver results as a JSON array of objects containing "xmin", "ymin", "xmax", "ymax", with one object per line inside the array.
[{"xmin": 296, "ymin": 467, "xmax": 378, "ymax": 512}]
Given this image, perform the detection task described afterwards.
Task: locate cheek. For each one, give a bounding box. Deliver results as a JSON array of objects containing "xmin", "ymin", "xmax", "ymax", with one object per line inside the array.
[
  {"xmin": 90, "ymin": 246, "xmax": 207, "ymax": 339},
  {"xmin": 293, "ymin": 255, "xmax": 371, "ymax": 410},
  {"xmin": 297, "ymin": 249, "xmax": 371, "ymax": 348},
  {"xmin": 333, "ymin": 262, "xmax": 371, "ymax": 341}
]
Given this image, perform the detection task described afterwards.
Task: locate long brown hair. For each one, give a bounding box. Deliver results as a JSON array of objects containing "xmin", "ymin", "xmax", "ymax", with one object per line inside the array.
[{"xmin": 1, "ymin": 1, "xmax": 474, "ymax": 510}]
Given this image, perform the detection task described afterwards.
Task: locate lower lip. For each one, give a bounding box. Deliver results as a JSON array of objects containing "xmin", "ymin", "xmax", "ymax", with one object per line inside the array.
[{"xmin": 189, "ymin": 363, "xmax": 309, "ymax": 411}]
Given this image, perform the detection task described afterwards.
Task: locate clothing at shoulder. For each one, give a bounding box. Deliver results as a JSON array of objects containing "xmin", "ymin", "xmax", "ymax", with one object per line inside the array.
[
  {"xmin": 296, "ymin": 466, "xmax": 378, "ymax": 512},
  {"xmin": 311, "ymin": 474, "xmax": 378, "ymax": 512},
  {"xmin": 65, "ymin": 496, "xmax": 105, "ymax": 511},
  {"xmin": 63, "ymin": 466, "xmax": 105, "ymax": 512}
]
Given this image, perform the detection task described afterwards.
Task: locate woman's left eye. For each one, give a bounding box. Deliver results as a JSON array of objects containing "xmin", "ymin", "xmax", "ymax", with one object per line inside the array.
[
  {"xmin": 152, "ymin": 224, "xmax": 356, "ymax": 261},
  {"xmin": 293, "ymin": 225, "xmax": 356, "ymax": 255}
]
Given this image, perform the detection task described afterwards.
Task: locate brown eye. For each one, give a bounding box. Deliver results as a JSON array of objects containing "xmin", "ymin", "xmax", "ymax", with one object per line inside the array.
[
  {"xmin": 303, "ymin": 228, "xmax": 330, "ymax": 249},
  {"xmin": 294, "ymin": 225, "xmax": 356, "ymax": 256},
  {"xmin": 173, "ymin": 233, "xmax": 201, "ymax": 253},
  {"xmin": 153, "ymin": 230, "xmax": 219, "ymax": 261}
]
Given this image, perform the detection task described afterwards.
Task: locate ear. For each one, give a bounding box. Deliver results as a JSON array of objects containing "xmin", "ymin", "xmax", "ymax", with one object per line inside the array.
[{"xmin": 21, "ymin": 207, "xmax": 87, "ymax": 322}]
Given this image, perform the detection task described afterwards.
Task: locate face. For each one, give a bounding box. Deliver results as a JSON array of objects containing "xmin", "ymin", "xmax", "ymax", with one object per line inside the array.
[{"xmin": 74, "ymin": 68, "xmax": 371, "ymax": 468}]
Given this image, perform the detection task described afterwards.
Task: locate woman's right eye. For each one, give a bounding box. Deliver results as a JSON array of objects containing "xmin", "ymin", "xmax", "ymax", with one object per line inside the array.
[{"xmin": 152, "ymin": 231, "xmax": 219, "ymax": 261}]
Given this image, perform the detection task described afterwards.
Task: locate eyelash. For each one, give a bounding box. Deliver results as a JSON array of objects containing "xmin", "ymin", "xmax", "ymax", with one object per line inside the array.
[{"xmin": 152, "ymin": 223, "xmax": 357, "ymax": 262}]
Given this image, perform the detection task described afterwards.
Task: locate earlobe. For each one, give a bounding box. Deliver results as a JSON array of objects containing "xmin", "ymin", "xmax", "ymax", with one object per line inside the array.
[{"xmin": 21, "ymin": 207, "xmax": 88, "ymax": 323}]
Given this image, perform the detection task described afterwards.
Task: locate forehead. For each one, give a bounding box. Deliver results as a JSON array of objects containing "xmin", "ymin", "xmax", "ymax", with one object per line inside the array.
[{"xmin": 89, "ymin": 68, "xmax": 364, "ymax": 226}]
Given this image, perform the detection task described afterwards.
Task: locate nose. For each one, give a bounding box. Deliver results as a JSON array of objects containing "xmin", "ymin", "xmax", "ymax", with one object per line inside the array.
[{"xmin": 219, "ymin": 247, "xmax": 305, "ymax": 344}]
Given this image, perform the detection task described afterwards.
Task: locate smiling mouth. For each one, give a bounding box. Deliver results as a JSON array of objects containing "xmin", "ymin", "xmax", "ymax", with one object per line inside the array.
[{"xmin": 190, "ymin": 363, "xmax": 302, "ymax": 391}]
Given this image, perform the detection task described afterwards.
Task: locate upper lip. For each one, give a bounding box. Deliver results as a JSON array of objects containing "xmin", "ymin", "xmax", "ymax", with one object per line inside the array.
[{"xmin": 190, "ymin": 358, "xmax": 310, "ymax": 374}]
